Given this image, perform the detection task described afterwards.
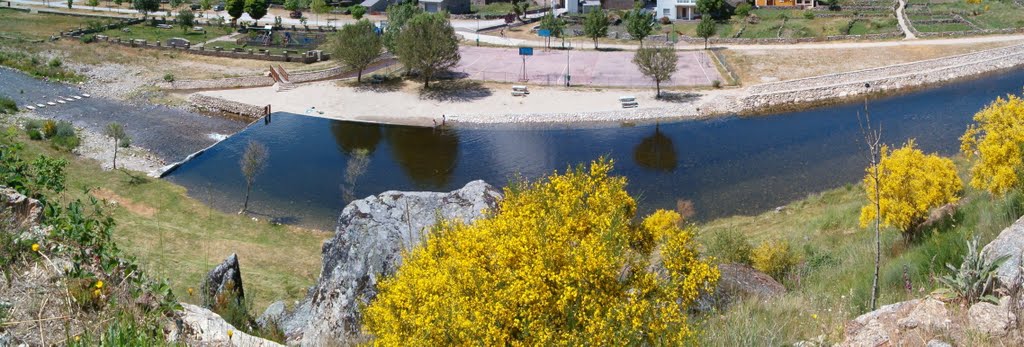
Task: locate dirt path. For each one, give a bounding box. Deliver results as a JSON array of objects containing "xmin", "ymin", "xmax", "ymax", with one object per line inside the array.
[{"xmin": 896, "ymin": 0, "xmax": 918, "ymax": 40}]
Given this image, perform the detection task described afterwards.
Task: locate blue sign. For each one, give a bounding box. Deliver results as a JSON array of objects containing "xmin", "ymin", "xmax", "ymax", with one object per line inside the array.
[
  {"xmin": 538, "ymin": 29, "xmax": 552, "ymax": 37},
  {"xmin": 519, "ymin": 47, "xmax": 533, "ymax": 56}
]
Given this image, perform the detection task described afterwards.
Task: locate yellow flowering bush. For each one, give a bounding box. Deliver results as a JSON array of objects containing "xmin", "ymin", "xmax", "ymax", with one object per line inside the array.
[
  {"xmin": 860, "ymin": 139, "xmax": 962, "ymax": 233},
  {"xmin": 961, "ymin": 95, "xmax": 1024, "ymax": 197},
  {"xmin": 363, "ymin": 159, "xmax": 720, "ymax": 345},
  {"xmin": 751, "ymin": 239, "xmax": 799, "ymax": 281}
]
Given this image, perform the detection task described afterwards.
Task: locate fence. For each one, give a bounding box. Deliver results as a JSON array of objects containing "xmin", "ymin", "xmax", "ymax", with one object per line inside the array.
[{"xmin": 450, "ymin": 70, "xmax": 708, "ymax": 88}]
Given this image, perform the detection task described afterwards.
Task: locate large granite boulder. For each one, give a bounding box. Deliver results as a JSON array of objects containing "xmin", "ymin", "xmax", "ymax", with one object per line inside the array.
[
  {"xmin": 281, "ymin": 180, "xmax": 502, "ymax": 346},
  {"xmin": 983, "ymin": 215, "xmax": 1024, "ymax": 287},
  {"xmin": 201, "ymin": 254, "xmax": 245, "ymax": 308},
  {"xmin": 169, "ymin": 303, "xmax": 282, "ymax": 346},
  {"xmin": 693, "ymin": 263, "xmax": 785, "ymax": 312}
]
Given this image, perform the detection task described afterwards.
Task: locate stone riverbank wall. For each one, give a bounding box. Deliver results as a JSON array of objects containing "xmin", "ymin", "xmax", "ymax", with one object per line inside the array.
[
  {"xmin": 188, "ymin": 94, "xmax": 266, "ymax": 119},
  {"xmin": 739, "ymin": 43, "xmax": 1024, "ymax": 111}
]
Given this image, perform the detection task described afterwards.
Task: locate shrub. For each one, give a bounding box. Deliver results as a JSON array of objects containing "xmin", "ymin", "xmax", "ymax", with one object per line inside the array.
[
  {"xmin": 27, "ymin": 129, "xmax": 42, "ymax": 140},
  {"xmin": 0, "ymin": 96, "xmax": 16, "ymax": 114},
  {"xmin": 712, "ymin": 79, "xmax": 722, "ymax": 88},
  {"xmin": 751, "ymin": 239, "xmax": 799, "ymax": 281},
  {"xmin": 42, "ymin": 119, "xmax": 57, "ymax": 138},
  {"xmin": 660, "ymin": 16, "xmax": 672, "ymax": 25},
  {"xmin": 364, "ymin": 159, "xmax": 720, "ymax": 345},
  {"xmin": 24, "ymin": 119, "xmax": 42, "ymax": 132},
  {"xmin": 81, "ymin": 34, "xmax": 96, "ymax": 43},
  {"xmin": 54, "ymin": 121, "xmax": 75, "ymax": 138},
  {"xmin": 961, "ymin": 94, "xmax": 1024, "ymax": 196},
  {"xmin": 163, "ymin": 73, "xmax": 175, "ymax": 82},
  {"xmin": 48, "ymin": 58, "xmax": 62, "ymax": 68},
  {"xmin": 860, "ymin": 139, "xmax": 962, "ymax": 233},
  {"xmin": 50, "ymin": 121, "xmax": 80, "ymax": 151},
  {"xmin": 933, "ymin": 237, "xmax": 1007, "ymax": 305},
  {"xmin": 704, "ymin": 228, "xmax": 752, "ymax": 265},
  {"xmin": 734, "ymin": 2, "xmax": 752, "ymax": 17},
  {"xmin": 803, "ymin": 10, "xmax": 814, "ymax": 19}
]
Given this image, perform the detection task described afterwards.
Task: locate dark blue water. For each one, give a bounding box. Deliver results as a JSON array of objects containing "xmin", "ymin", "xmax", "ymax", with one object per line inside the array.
[{"xmin": 165, "ymin": 69, "xmax": 1024, "ymax": 230}]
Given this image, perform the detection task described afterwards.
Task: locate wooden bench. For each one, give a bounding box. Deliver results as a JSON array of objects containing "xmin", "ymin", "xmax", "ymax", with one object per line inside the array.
[
  {"xmin": 512, "ymin": 85, "xmax": 529, "ymax": 97},
  {"xmin": 620, "ymin": 96, "xmax": 638, "ymax": 108}
]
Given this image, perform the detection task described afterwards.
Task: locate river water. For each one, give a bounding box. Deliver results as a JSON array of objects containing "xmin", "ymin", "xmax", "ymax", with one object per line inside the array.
[{"xmin": 159, "ymin": 69, "xmax": 1024, "ymax": 230}]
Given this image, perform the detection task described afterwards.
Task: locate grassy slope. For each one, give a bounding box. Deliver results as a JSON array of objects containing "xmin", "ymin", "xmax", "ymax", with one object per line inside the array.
[
  {"xmin": 0, "ymin": 8, "xmax": 94, "ymax": 40},
  {"xmin": 695, "ymin": 157, "xmax": 1024, "ymax": 345},
  {"xmin": 10, "ymin": 126, "xmax": 329, "ymax": 310}
]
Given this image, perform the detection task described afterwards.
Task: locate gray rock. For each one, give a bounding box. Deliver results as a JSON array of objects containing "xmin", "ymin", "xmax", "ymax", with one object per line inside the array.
[
  {"xmin": 0, "ymin": 186, "xmax": 42, "ymax": 230},
  {"xmin": 926, "ymin": 339, "xmax": 952, "ymax": 347},
  {"xmin": 694, "ymin": 263, "xmax": 785, "ymax": 311},
  {"xmin": 201, "ymin": 253, "xmax": 245, "ymax": 308},
  {"xmin": 982, "ymin": 215, "xmax": 1024, "ymax": 287},
  {"xmin": 169, "ymin": 303, "xmax": 282, "ymax": 346},
  {"xmin": 281, "ymin": 180, "xmax": 502, "ymax": 346},
  {"xmin": 895, "ymin": 298, "xmax": 950, "ymax": 331},
  {"xmin": 967, "ymin": 301, "xmax": 1016, "ymax": 337},
  {"xmin": 257, "ymin": 300, "xmax": 286, "ymax": 328}
]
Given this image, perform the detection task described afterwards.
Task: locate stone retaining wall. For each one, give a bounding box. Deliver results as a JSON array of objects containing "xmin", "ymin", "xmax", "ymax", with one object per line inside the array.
[
  {"xmin": 157, "ymin": 75, "xmax": 275, "ymax": 90},
  {"xmin": 678, "ymin": 31, "xmax": 901, "ymax": 44},
  {"xmin": 188, "ymin": 94, "xmax": 266, "ymax": 119},
  {"xmin": 740, "ymin": 43, "xmax": 1024, "ymax": 110},
  {"xmin": 91, "ymin": 36, "xmax": 329, "ymax": 63}
]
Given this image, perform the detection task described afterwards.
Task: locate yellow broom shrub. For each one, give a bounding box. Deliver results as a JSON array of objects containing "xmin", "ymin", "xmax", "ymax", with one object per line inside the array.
[
  {"xmin": 961, "ymin": 94, "xmax": 1024, "ymax": 197},
  {"xmin": 363, "ymin": 159, "xmax": 719, "ymax": 345},
  {"xmin": 860, "ymin": 139, "xmax": 962, "ymax": 233}
]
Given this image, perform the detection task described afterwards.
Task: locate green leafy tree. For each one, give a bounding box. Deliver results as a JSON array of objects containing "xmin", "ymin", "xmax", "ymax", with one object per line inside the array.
[
  {"xmin": 632, "ymin": 46, "xmax": 678, "ymax": 97},
  {"xmin": 133, "ymin": 0, "xmax": 160, "ymax": 15},
  {"xmin": 245, "ymin": 0, "xmax": 268, "ymax": 23},
  {"xmin": 697, "ymin": 0, "xmax": 727, "ymax": 20},
  {"xmin": 511, "ymin": 0, "xmax": 529, "ymax": 22},
  {"xmin": 331, "ymin": 20, "xmax": 383, "ymax": 82},
  {"xmin": 350, "ymin": 4, "xmax": 366, "ymax": 19},
  {"xmin": 200, "ymin": 0, "xmax": 213, "ymax": 11},
  {"xmin": 283, "ymin": 0, "xmax": 299, "ymax": 11},
  {"xmin": 103, "ymin": 123, "xmax": 130, "ymax": 170},
  {"xmin": 625, "ymin": 7, "xmax": 658, "ymax": 47},
  {"xmin": 583, "ymin": 9, "xmax": 609, "ymax": 49},
  {"xmin": 396, "ymin": 12, "xmax": 460, "ymax": 88},
  {"xmin": 226, "ymin": 0, "xmax": 246, "ymax": 25},
  {"xmin": 537, "ymin": 12, "xmax": 564, "ymax": 47},
  {"xmin": 310, "ymin": 0, "xmax": 328, "ymax": 25},
  {"xmin": 169, "ymin": 0, "xmax": 184, "ymax": 10},
  {"xmin": 114, "ymin": 0, "xmax": 123, "ymax": 7},
  {"xmin": 383, "ymin": 1, "xmax": 422, "ymax": 53},
  {"xmin": 734, "ymin": 2, "xmax": 752, "ymax": 17},
  {"xmin": 696, "ymin": 17, "xmax": 715, "ymax": 49},
  {"xmin": 86, "ymin": 0, "xmax": 99, "ymax": 10},
  {"xmin": 177, "ymin": 8, "xmax": 195, "ymax": 32},
  {"xmin": 239, "ymin": 141, "xmax": 268, "ymax": 214}
]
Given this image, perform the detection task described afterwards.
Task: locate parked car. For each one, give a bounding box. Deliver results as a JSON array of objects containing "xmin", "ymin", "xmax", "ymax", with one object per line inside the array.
[
  {"xmin": 190, "ymin": 4, "xmax": 201, "ymax": 10},
  {"xmin": 213, "ymin": 4, "xmax": 224, "ymax": 10},
  {"xmin": 289, "ymin": 10, "xmax": 303, "ymax": 18}
]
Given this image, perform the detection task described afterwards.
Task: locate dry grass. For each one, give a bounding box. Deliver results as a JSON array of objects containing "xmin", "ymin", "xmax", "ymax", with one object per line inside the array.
[
  {"xmin": 723, "ymin": 41, "xmax": 1024, "ymax": 84},
  {"xmin": 0, "ymin": 8, "xmax": 94, "ymax": 40}
]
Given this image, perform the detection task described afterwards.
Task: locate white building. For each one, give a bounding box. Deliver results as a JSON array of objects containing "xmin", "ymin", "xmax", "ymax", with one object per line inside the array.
[{"xmin": 655, "ymin": 0, "xmax": 699, "ymax": 21}]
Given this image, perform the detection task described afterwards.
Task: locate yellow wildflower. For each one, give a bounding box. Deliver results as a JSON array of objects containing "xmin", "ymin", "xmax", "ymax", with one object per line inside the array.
[
  {"xmin": 227, "ymin": 329, "xmax": 234, "ymax": 339},
  {"xmin": 92, "ymin": 289, "xmax": 101, "ymax": 297},
  {"xmin": 94, "ymin": 280, "xmax": 104, "ymax": 289},
  {"xmin": 31, "ymin": 243, "xmax": 39, "ymax": 252}
]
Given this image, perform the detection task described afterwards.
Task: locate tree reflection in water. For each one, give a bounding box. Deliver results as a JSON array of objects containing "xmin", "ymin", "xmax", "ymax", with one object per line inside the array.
[
  {"xmin": 331, "ymin": 121, "xmax": 383, "ymax": 155},
  {"xmin": 633, "ymin": 125, "xmax": 677, "ymax": 172},
  {"xmin": 386, "ymin": 126, "xmax": 459, "ymax": 188}
]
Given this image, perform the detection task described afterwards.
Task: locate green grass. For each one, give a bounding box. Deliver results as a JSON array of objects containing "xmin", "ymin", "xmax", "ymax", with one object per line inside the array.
[
  {"xmin": 100, "ymin": 23, "xmax": 216, "ymax": 45},
  {"xmin": 915, "ymin": 22, "xmax": 975, "ymax": 32},
  {"xmin": 6, "ymin": 119, "xmax": 328, "ymax": 310},
  {"xmin": 0, "ymin": 50, "xmax": 85, "ymax": 83},
  {"xmin": 0, "ymin": 8, "xmax": 96, "ymax": 40},
  {"xmin": 695, "ymin": 157, "xmax": 1024, "ymax": 345},
  {"xmin": 848, "ymin": 18, "xmax": 900, "ymax": 35},
  {"xmin": 205, "ymin": 41, "xmax": 299, "ymax": 55}
]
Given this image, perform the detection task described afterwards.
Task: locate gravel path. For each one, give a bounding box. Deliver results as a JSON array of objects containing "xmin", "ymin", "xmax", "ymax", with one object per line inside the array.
[
  {"xmin": 0, "ymin": 67, "xmax": 248, "ymax": 162},
  {"xmin": 896, "ymin": 0, "xmax": 918, "ymax": 40}
]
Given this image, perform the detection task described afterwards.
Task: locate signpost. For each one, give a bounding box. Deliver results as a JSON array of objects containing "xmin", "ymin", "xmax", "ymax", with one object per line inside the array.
[{"xmin": 519, "ymin": 47, "xmax": 533, "ymax": 82}]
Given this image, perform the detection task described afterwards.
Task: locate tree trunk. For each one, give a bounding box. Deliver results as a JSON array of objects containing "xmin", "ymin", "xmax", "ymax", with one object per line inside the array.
[
  {"xmin": 357, "ymin": 69, "xmax": 362, "ymax": 83},
  {"xmin": 241, "ymin": 182, "xmax": 252, "ymax": 213},
  {"xmin": 594, "ymin": 37, "xmax": 598, "ymax": 49},
  {"xmin": 655, "ymin": 80, "xmax": 661, "ymax": 98},
  {"xmin": 871, "ymin": 164, "xmax": 881, "ymax": 310},
  {"xmin": 704, "ymin": 38, "xmax": 708, "ymax": 50},
  {"xmin": 423, "ymin": 75, "xmax": 430, "ymax": 89},
  {"xmin": 112, "ymin": 139, "xmax": 118, "ymax": 169}
]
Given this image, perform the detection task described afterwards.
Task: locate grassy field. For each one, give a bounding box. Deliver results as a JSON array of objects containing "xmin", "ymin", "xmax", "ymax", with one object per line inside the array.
[
  {"xmin": 915, "ymin": 22, "xmax": 975, "ymax": 32},
  {"xmin": 907, "ymin": 0, "xmax": 1024, "ymax": 30},
  {"xmin": 100, "ymin": 23, "xmax": 218, "ymax": 44},
  {"xmin": 671, "ymin": 9, "xmax": 896, "ymax": 39},
  {"xmin": 5, "ymin": 118, "xmax": 329, "ymax": 310},
  {"xmin": 471, "ymin": 3, "xmax": 546, "ymax": 16},
  {"xmin": 205, "ymin": 41, "xmax": 301, "ymax": 55},
  {"xmin": 694, "ymin": 155, "xmax": 1024, "ymax": 345},
  {"xmin": 0, "ymin": 8, "xmax": 96, "ymax": 40}
]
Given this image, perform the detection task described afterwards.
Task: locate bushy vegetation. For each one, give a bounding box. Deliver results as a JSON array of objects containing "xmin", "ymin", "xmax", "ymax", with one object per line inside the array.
[
  {"xmin": 860, "ymin": 139, "xmax": 962, "ymax": 233},
  {"xmin": 0, "ymin": 96, "xmax": 17, "ymax": 114},
  {"xmin": 365, "ymin": 160, "xmax": 720, "ymax": 345},
  {"xmin": 0, "ymin": 129, "xmax": 180, "ymax": 344},
  {"xmin": 751, "ymin": 239, "xmax": 800, "ymax": 281},
  {"xmin": 961, "ymin": 94, "xmax": 1024, "ymax": 196},
  {"xmin": 23, "ymin": 119, "xmax": 79, "ymax": 152},
  {"xmin": 0, "ymin": 50, "xmax": 84, "ymax": 83},
  {"xmin": 704, "ymin": 228, "xmax": 752, "ymax": 265}
]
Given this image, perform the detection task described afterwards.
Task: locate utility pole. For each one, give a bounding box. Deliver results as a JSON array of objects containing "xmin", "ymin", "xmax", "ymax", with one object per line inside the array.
[{"xmin": 565, "ymin": 39, "xmax": 571, "ymax": 87}]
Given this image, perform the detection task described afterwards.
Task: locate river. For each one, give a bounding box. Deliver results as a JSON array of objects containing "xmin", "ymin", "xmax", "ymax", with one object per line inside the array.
[{"xmin": 160, "ymin": 69, "xmax": 1024, "ymax": 230}]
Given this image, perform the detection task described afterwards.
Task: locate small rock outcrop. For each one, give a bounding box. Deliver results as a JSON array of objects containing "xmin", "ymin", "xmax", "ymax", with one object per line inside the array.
[
  {"xmin": 967, "ymin": 298, "xmax": 1017, "ymax": 338},
  {"xmin": 280, "ymin": 180, "xmax": 502, "ymax": 346},
  {"xmin": 0, "ymin": 186, "xmax": 43, "ymax": 230},
  {"xmin": 201, "ymin": 254, "xmax": 245, "ymax": 308},
  {"xmin": 257, "ymin": 300, "xmax": 286, "ymax": 328},
  {"xmin": 982, "ymin": 215, "xmax": 1024, "ymax": 286},
  {"xmin": 169, "ymin": 303, "xmax": 282, "ymax": 347},
  {"xmin": 694, "ymin": 263, "xmax": 785, "ymax": 311}
]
